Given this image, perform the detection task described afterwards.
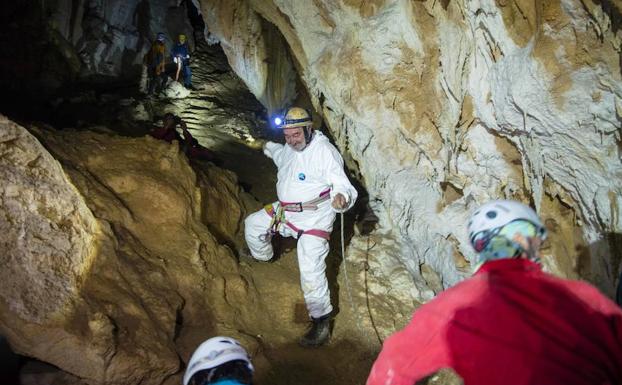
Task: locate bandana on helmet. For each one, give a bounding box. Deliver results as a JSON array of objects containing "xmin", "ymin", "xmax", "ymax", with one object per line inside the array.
[{"xmin": 472, "ymin": 220, "xmax": 540, "ymax": 269}]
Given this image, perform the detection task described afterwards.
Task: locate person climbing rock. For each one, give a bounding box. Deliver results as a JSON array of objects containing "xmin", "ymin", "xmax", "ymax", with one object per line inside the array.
[
  {"xmin": 183, "ymin": 336, "xmax": 254, "ymax": 385},
  {"xmin": 151, "ymin": 113, "xmax": 218, "ymax": 162},
  {"xmin": 180, "ymin": 119, "xmax": 218, "ymax": 163},
  {"xmin": 144, "ymin": 32, "xmax": 168, "ymax": 95},
  {"xmin": 244, "ymin": 106, "xmax": 358, "ymax": 347},
  {"xmin": 150, "ymin": 113, "xmax": 183, "ymax": 143},
  {"xmin": 172, "ymin": 34, "xmax": 194, "ymax": 90},
  {"xmin": 366, "ymin": 200, "xmax": 622, "ymax": 385}
]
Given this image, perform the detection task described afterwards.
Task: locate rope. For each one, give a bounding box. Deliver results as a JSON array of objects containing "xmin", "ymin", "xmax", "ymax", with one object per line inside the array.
[
  {"xmin": 340, "ymin": 212, "xmax": 373, "ymax": 348},
  {"xmin": 364, "ymin": 236, "xmax": 384, "ymax": 348}
]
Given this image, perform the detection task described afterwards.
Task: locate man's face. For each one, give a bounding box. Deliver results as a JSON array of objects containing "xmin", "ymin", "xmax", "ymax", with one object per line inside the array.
[{"xmin": 284, "ymin": 126, "xmax": 308, "ymax": 151}]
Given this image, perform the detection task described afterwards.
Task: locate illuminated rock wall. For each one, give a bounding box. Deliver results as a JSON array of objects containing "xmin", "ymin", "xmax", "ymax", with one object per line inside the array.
[{"xmin": 200, "ymin": 0, "xmax": 622, "ymax": 297}]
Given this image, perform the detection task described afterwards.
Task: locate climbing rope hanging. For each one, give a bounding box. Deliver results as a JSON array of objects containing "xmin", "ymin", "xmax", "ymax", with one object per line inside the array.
[{"xmin": 340, "ymin": 212, "xmax": 377, "ymax": 349}]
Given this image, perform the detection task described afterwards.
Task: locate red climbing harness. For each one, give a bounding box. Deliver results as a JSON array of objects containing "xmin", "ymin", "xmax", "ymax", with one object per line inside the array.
[{"xmin": 264, "ymin": 189, "xmax": 332, "ymax": 240}]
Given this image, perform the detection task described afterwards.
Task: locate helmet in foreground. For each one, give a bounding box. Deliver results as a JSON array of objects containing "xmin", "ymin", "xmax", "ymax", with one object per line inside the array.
[
  {"xmin": 467, "ymin": 200, "xmax": 547, "ymax": 262},
  {"xmin": 183, "ymin": 336, "xmax": 254, "ymax": 385}
]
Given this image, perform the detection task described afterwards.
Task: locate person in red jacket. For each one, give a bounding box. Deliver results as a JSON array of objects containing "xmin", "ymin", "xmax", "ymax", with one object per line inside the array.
[
  {"xmin": 366, "ymin": 200, "xmax": 622, "ymax": 385},
  {"xmin": 150, "ymin": 113, "xmax": 218, "ymax": 163},
  {"xmin": 180, "ymin": 120, "xmax": 217, "ymax": 162},
  {"xmin": 150, "ymin": 113, "xmax": 183, "ymax": 143}
]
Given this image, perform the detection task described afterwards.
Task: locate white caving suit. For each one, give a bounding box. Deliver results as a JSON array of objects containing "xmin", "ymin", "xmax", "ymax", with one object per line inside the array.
[{"xmin": 244, "ymin": 131, "xmax": 357, "ymax": 319}]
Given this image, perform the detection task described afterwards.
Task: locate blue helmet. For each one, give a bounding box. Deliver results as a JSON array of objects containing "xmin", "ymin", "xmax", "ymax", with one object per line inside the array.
[{"xmin": 156, "ymin": 32, "xmax": 166, "ymax": 42}]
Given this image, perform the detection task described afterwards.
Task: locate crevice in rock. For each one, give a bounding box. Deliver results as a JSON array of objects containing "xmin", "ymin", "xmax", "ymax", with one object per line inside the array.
[
  {"xmin": 259, "ymin": 17, "xmax": 298, "ymax": 114},
  {"xmin": 440, "ymin": 181, "xmax": 464, "ymax": 207},
  {"xmin": 0, "ymin": 336, "xmax": 22, "ymax": 384}
]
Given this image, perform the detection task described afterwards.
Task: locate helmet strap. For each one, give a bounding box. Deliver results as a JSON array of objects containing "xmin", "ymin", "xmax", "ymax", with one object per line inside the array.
[
  {"xmin": 303, "ymin": 126, "xmax": 314, "ymax": 145},
  {"xmin": 524, "ymin": 236, "xmax": 542, "ymax": 263}
]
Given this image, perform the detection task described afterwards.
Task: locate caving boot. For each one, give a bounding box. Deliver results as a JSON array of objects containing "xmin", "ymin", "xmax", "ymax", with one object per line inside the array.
[{"xmin": 299, "ymin": 314, "xmax": 331, "ymax": 347}]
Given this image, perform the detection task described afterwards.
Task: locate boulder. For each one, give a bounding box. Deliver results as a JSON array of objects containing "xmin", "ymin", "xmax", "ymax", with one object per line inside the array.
[{"xmin": 0, "ymin": 117, "xmax": 269, "ymax": 384}]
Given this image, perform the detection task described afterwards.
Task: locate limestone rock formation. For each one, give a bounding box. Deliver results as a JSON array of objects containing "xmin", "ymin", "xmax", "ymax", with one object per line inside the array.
[
  {"xmin": 200, "ymin": 0, "xmax": 622, "ymax": 298},
  {"xmin": 0, "ymin": 115, "xmax": 99, "ymax": 324},
  {"xmin": 0, "ymin": 117, "xmax": 272, "ymax": 384},
  {"xmin": 201, "ymin": 0, "xmax": 298, "ymax": 113}
]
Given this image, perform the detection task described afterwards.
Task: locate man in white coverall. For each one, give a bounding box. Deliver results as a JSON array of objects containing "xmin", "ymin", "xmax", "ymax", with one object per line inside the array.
[{"xmin": 244, "ymin": 107, "xmax": 358, "ymax": 347}]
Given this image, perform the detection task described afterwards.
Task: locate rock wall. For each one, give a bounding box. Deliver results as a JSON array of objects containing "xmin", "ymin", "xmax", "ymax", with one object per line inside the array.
[
  {"xmin": 0, "ymin": 116, "xmax": 99, "ymax": 324},
  {"xmin": 200, "ymin": 0, "xmax": 622, "ymax": 298},
  {"xmin": 200, "ymin": 0, "xmax": 297, "ymax": 113},
  {"xmin": 0, "ymin": 117, "xmax": 273, "ymax": 384}
]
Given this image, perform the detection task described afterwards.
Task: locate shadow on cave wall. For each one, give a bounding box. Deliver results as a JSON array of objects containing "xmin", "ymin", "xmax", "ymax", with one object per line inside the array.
[
  {"xmin": 0, "ymin": 337, "xmax": 21, "ymax": 385},
  {"xmin": 576, "ymin": 232, "xmax": 622, "ymax": 304}
]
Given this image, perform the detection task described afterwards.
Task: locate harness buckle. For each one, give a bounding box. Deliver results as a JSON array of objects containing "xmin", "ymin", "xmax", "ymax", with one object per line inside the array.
[{"xmin": 281, "ymin": 202, "xmax": 304, "ymax": 212}]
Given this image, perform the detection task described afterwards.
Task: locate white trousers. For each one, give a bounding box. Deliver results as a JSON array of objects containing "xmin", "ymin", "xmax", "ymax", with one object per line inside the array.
[{"xmin": 244, "ymin": 208, "xmax": 332, "ymax": 319}]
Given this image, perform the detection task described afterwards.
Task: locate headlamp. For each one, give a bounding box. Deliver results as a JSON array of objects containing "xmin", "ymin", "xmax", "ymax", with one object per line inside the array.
[{"xmin": 270, "ymin": 111, "xmax": 285, "ymax": 130}]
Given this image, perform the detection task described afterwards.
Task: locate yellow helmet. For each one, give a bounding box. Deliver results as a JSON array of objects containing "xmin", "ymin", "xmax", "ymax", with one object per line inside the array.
[
  {"xmin": 281, "ymin": 107, "xmax": 312, "ymax": 129},
  {"xmin": 179, "ymin": 34, "xmax": 187, "ymax": 43}
]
